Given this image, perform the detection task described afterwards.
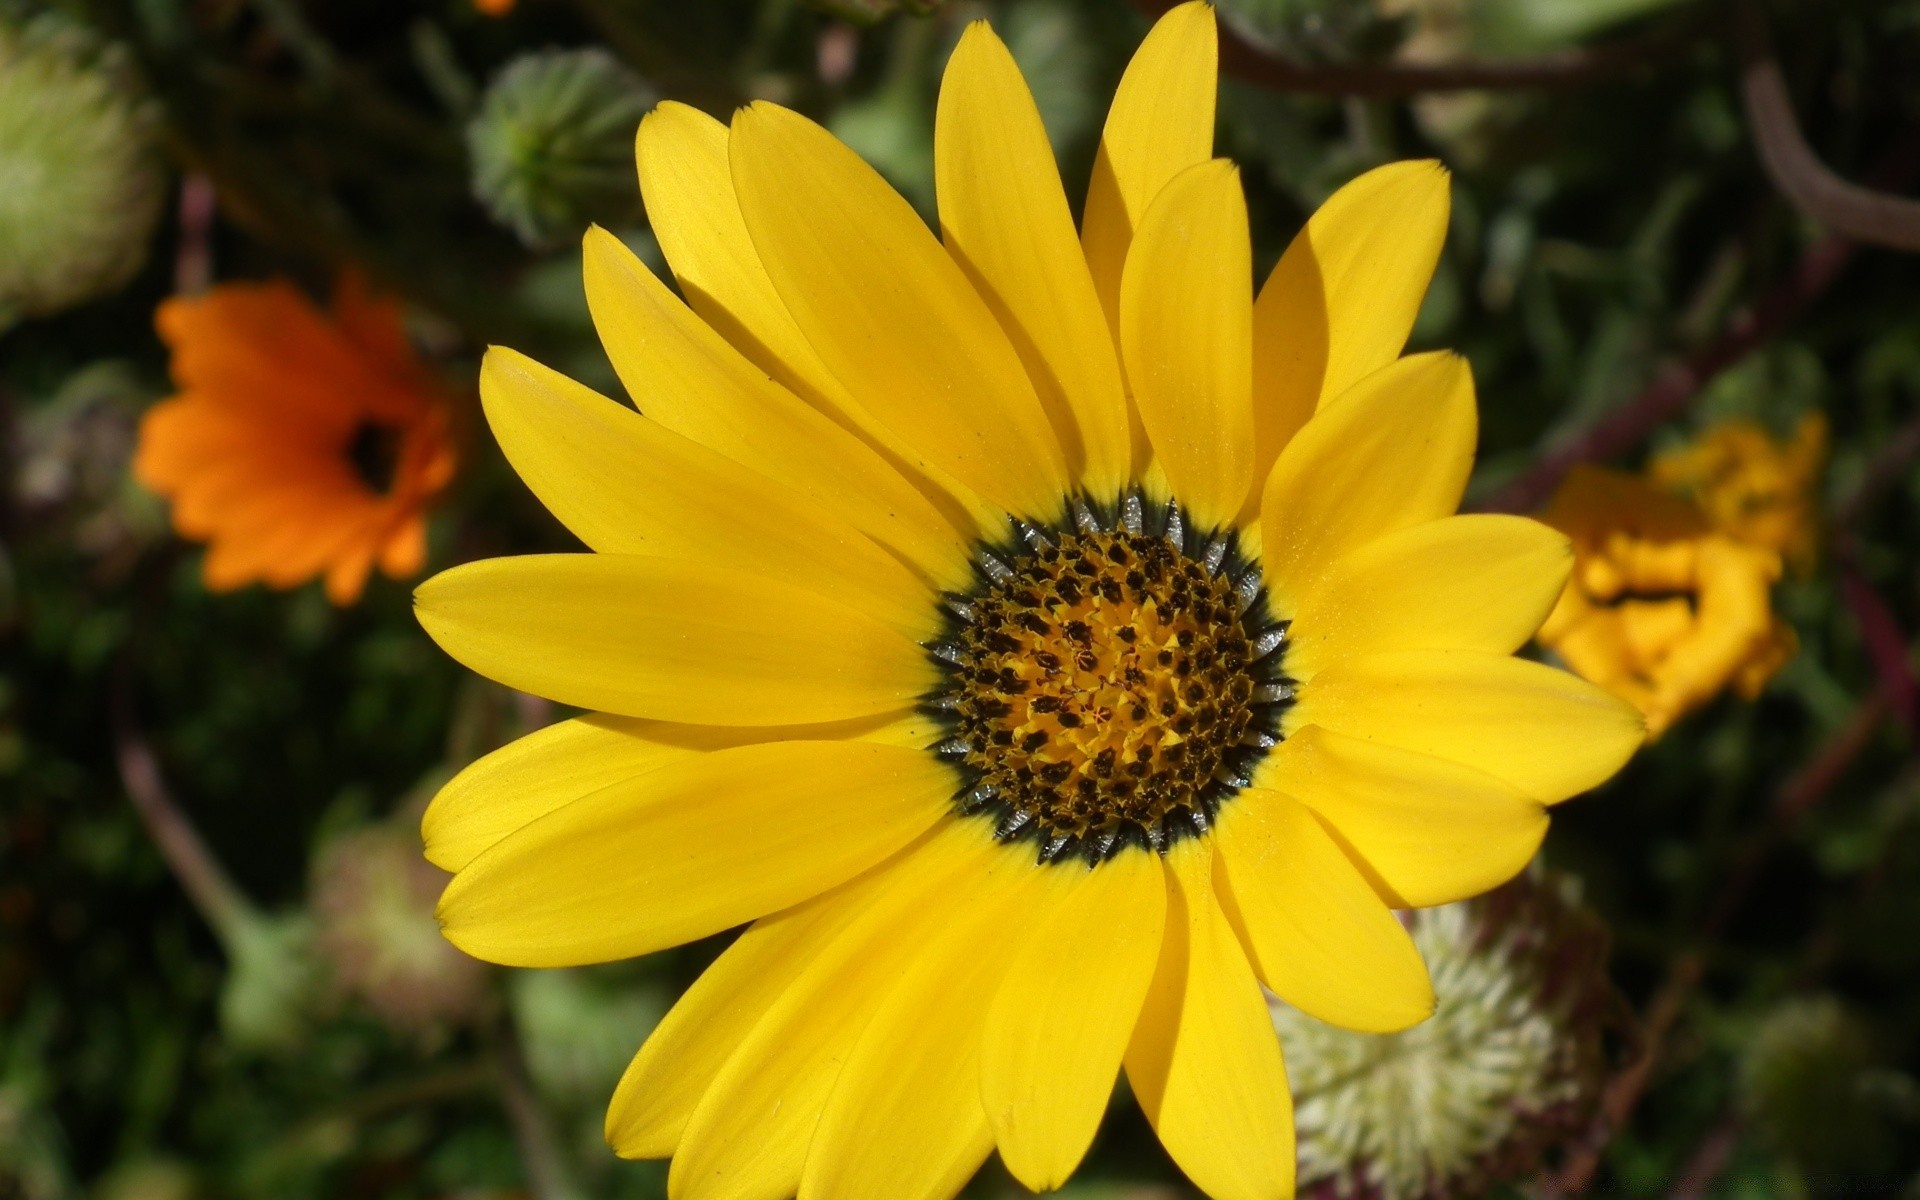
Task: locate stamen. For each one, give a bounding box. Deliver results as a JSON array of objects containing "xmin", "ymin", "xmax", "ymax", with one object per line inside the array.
[
  {"xmin": 1235, "ymin": 570, "xmax": 1264, "ymax": 616},
  {"xmin": 1073, "ymin": 497, "xmax": 1103, "ymax": 535},
  {"xmin": 1251, "ymin": 627, "xmax": 1288, "ymax": 660},
  {"xmin": 927, "ymin": 495, "xmax": 1296, "ymax": 865}
]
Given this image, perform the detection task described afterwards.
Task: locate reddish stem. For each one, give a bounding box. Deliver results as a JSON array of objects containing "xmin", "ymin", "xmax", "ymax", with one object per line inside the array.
[
  {"xmin": 1545, "ymin": 693, "xmax": 1889, "ymax": 1194},
  {"xmin": 1478, "ymin": 233, "xmax": 1856, "ymax": 514},
  {"xmin": 1838, "ymin": 555, "xmax": 1920, "ymax": 738}
]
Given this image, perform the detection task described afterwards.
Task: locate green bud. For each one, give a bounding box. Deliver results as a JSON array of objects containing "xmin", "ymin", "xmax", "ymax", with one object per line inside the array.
[
  {"xmin": 1214, "ymin": 0, "xmax": 1409, "ymax": 64},
  {"xmin": 0, "ymin": 16, "xmax": 165, "ymax": 330},
  {"xmin": 467, "ymin": 48, "xmax": 655, "ymax": 249},
  {"xmin": 1738, "ymin": 995, "xmax": 1920, "ymax": 1182},
  {"xmin": 218, "ymin": 910, "xmax": 323, "ymax": 1054},
  {"xmin": 310, "ymin": 821, "xmax": 491, "ymax": 1034},
  {"xmin": 93, "ymin": 1159, "xmax": 199, "ymax": 1200},
  {"xmin": 1271, "ymin": 872, "xmax": 1615, "ymax": 1200},
  {"xmin": 510, "ymin": 967, "xmax": 666, "ymax": 1107}
]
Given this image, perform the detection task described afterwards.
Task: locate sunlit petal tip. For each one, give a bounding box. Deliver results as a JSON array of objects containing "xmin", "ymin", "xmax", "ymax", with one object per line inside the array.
[
  {"xmin": 432, "ymin": 741, "xmax": 950, "ymax": 969},
  {"xmin": 1215, "ymin": 791, "xmax": 1435, "ymax": 1034},
  {"xmin": 1261, "ymin": 725, "xmax": 1552, "ymax": 909},
  {"xmin": 1290, "ymin": 650, "xmax": 1647, "ymax": 804},
  {"xmin": 1082, "ymin": 0, "xmax": 1219, "ymax": 329},
  {"xmin": 981, "ymin": 851, "xmax": 1166, "ymax": 1192},
  {"xmin": 1285, "ymin": 514, "xmax": 1579, "ymax": 678},
  {"xmin": 413, "ymin": 554, "xmax": 932, "ymax": 725},
  {"xmin": 936, "ymin": 14, "xmax": 1131, "ymax": 496},
  {"xmin": 1157, "ymin": 0, "xmax": 1218, "ymax": 37},
  {"xmin": 729, "ymin": 94, "xmax": 1070, "ymax": 519},
  {"xmin": 1259, "ymin": 351, "xmax": 1478, "ymax": 614},
  {"xmin": 1120, "ymin": 157, "xmax": 1254, "ymax": 531}
]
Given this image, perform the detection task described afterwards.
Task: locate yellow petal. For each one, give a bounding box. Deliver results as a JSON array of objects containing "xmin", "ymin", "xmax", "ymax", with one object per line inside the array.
[
  {"xmin": 1081, "ymin": 1, "xmax": 1217, "ymax": 334},
  {"xmin": 606, "ymin": 876, "xmax": 869, "ymax": 1159},
  {"xmin": 633, "ymin": 104, "xmax": 1003, "ymax": 540},
  {"xmin": 1256, "ymin": 726, "xmax": 1547, "ymax": 909},
  {"xmin": 936, "ymin": 23, "xmax": 1131, "ymax": 496},
  {"xmin": 1288, "ymin": 649, "xmax": 1646, "ymax": 803},
  {"xmin": 800, "ymin": 841, "xmax": 1038, "ymax": 1200},
  {"xmin": 1120, "ymin": 158, "xmax": 1254, "ymax": 532},
  {"xmin": 1215, "ymin": 789, "xmax": 1434, "ymax": 1032},
  {"xmin": 634, "ymin": 102, "xmax": 849, "ymax": 424},
  {"xmin": 435, "ymin": 740, "xmax": 953, "ymax": 967},
  {"xmin": 1284, "ymin": 514, "xmax": 1573, "ymax": 680},
  {"xmin": 423, "ymin": 712, "xmax": 938, "ymax": 875},
  {"xmin": 980, "ymin": 848, "xmax": 1166, "ymax": 1191},
  {"xmin": 424, "ymin": 715, "xmax": 687, "ymax": 874},
  {"xmin": 1248, "ymin": 161, "xmax": 1451, "ymax": 506},
  {"xmin": 671, "ymin": 823, "xmax": 1007, "ymax": 1200},
  {"xmin": 730, "ymin": 101, "xmax": 1069, "ymax": 521},
  {"xmin": 1259, "ymin": 351, "xmax": 1476, "ymax": 616},
  {"xmin": 481, "ymin": 346, "xmax": 939, "ymax": 638},
  {"xmin": 1124, "ymin": 839, "xmax": 1295, "ymax": 1200},
  {"xmin": 582, "ymin": 226, "xmax": 971, "ymax": 590},
  {"xmin": 414, "ymin": 554, "xmax": 936, "ymax": 725}
]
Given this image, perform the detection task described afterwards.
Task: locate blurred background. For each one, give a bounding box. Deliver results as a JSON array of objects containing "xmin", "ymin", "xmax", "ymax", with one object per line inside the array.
[{"xmin": 5, "ymin": 0, "xmax": 1920, "ymax": 1196}]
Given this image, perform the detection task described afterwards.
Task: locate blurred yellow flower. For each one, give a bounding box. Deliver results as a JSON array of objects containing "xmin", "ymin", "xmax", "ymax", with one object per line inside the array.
[
  {"xmin": 1650, "ymin": 413, "xmax": 1827, "ymax": 574},
  {"xmin": 412, "ymin": 5, "xmax": 1641, "ymax": 1197},
  {"xmin": 134, "ymin": 274, "xmax": 457, "ymax": 605},
  {"xmin": 1538, "ymin": 466, "xmax": 1796, "ymax": 739}
]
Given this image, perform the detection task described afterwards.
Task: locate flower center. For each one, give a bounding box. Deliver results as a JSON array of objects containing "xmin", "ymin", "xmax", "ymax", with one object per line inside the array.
[
  {"xmin": 346, "ymin": 420, "xmax": 406, "ymax": 495},
  {"xmin": 929, "ymin": 494, "xmax": 1294, "ymax": 866}
]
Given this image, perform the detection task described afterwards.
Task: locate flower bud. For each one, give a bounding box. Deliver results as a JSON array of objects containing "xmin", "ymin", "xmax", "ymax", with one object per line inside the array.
[
  {"xmin": 0, "ymin": 16, "xmax": 164, "ymax": 329},
  {"xmin": 1272, "ymin": 872, "xmax": 1614, "ymax": 1200},
  {"xmin": 467, "ymin": 48, "xmax": 655, "ymax": 248},
  {"xmin": 311, "ymin": 822, "xmax": 491, "ymax": 1033},
  {"xmin": 218, "ymin": 910, "xmax": 324, "ymax": 1053},
  {"xmin": 1738, "ymin": 995, "xmax": 1917, "ymax": 1182}
]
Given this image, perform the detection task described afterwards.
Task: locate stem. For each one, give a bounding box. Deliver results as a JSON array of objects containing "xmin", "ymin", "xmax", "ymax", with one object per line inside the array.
[
  {"xmin": 1832, "ymin": 406, "xmax": 1920, "ymax": 528},
  {"xmin": 1477, "ymin": 232, "xmax": 1856, "ymax": 514},
  {"xmin": 1546, "ymin": 693, "xmax": 1890, "ymax": 1194},
  {"xmin": 1669, "ymin": 1114, "xmax": 1743, "ymax": 1199},
  {"xmin": 1737, "ymin": 4, "xmax": 1920, "ymax": 252},
  {"xmin": 110, "ymin": 671, "xmax": 257, "ymax": 947},
  {"xmin": 494, "ymin": 1019, "xmax": 585, "ymax": 1200},
  {"xmin": 1477, "ymin": 122, "xmax": 1920, "ymax": 516},
  {"xmin": 1837, "ymin": 556, "xmax": 1919, "ymax": 738},
  {"xmin": 174, "ymin": 174, "xmax": 218, "ymax": 296}
]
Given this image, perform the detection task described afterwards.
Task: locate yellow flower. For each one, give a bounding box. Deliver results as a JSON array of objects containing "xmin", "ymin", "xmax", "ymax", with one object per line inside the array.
[
  {"xmin": 1649, "ymin": 413, "xmax": 1827, "ymax": 574},
  {"xmin": 1537, "ymin": 466, "xmax": 1795, "ymax": 739},
  {"xmin": 414, "ymin": 6, "xmax": 1642, "ymax": 1197},
  {"xmin": 135, "ymin": 273, "xmax": 457, "ymax": 606}
]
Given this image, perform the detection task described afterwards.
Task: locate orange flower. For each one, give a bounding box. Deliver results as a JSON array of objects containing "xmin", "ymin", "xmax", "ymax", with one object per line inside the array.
[
  {"xmin": 474, "ymin": 0, "xmax": 515, "ymax": 15},
  {"xmin": 1649, "ymin": 413, "xmax": 1827, "ymax": 575},
  {"xmin": 135, "ymin": 274, "xmax": 457, "ymax": 605},
  {"xmin": 1536, "ymin": 466, "xmax": 1795, "ymax": 738}
]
